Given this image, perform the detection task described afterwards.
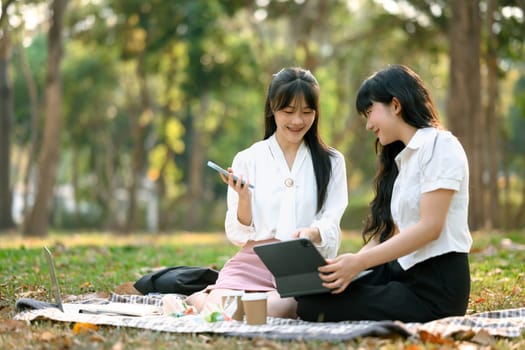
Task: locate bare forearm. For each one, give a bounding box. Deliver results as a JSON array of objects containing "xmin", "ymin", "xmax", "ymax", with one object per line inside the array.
[
  {"xmin": 357, "ymin": 189, "xmax": 452, "ymax": 269},
  {"xmin": 236, "ymin": 196, "xmax": 252, "ymax": 226},
  {"xmin": 357, "ymin": 223, "xmax": 436, "ymax": 269},
  {"xmin": 358, "ymin": 236, "xmax": 379, "ymax": 252}
]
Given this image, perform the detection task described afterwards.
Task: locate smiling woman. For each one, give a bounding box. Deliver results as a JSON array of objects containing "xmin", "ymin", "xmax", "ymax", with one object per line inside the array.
[
  {"xmin": 186, "ymin": 67, "xmax": 348, "ymax": 320},
  {"xmin": 296, "ymin": 64, "xmax": 472, "ymax": 324}
]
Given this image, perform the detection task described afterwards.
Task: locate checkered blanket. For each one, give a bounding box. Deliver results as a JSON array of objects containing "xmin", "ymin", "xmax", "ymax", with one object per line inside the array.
[{"xmin": 14, "ymin": 294, "xmax": 525, "ymax": 341}]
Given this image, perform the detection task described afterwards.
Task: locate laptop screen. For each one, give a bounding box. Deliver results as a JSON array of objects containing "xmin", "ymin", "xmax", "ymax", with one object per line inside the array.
[{"xmin": 43, "ymin": 246, "xmax": 64, "ymax": 312}]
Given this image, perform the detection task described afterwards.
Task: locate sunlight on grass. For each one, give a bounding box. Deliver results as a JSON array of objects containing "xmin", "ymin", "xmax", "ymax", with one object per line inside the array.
[
  {"xmin": 0, "ymin": 230, "xmax": 366, "ymax": 250},
  {"xmin": 0, "ymin": 231, "xmax": 230, "ymax": 249}
]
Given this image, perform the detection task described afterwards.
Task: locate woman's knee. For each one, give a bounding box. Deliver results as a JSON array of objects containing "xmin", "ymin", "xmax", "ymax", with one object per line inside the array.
[{"xmin": 267, "ymin": 292, "xmax": 297, "ymax": 318}]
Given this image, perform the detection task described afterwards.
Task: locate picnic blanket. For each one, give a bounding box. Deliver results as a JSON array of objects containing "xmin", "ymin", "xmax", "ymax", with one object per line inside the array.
[{"xmin": 14, "ymin": 294, "xmax": 525, "ymax": 341}]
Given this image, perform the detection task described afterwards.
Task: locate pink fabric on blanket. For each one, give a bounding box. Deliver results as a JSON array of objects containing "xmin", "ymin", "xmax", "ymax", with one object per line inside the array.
[{"xmin": 205, "ymin": 239, "xmax": 278, "ymax": 292}]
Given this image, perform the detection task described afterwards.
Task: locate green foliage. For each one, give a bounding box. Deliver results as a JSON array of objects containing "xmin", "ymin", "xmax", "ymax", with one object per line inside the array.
[
  {"xmin": 11, "ymin": 34, "xmax": 47, "ymax": 144},
  {"xmin": 8, "ymin": 1, "xmax": 525, "ymax": 231}
]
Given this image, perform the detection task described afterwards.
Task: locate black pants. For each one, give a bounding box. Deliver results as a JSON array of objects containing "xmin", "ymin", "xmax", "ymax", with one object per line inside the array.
[{"xmin": 296, "ymin": 252, "xmax": 470, "ymax": 323}]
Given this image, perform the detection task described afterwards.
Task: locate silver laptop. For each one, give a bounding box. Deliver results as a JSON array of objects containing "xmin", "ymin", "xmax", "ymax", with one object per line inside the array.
[
  {"xmin": 43, "ymin": 246, "xmax": 64, "ymax": 312},
  {"xmin": 43, "ymin": 246, "xmax": 161, "ymax": 316}
]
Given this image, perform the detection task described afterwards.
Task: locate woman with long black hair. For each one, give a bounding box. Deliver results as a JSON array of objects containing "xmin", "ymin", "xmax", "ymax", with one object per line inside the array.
[
  {"xmin": 188, "ymin": 67, "xmax": 348, "ymax": 318},
  {"xmin": 296, "ymin": 64, "xmax": 471, "ymax": 323}
]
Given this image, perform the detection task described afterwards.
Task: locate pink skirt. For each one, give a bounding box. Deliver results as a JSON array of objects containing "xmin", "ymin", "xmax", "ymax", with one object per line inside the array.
[{"xmin": 206, "ymin": 239, "xmax": 278, "ymax": 292}]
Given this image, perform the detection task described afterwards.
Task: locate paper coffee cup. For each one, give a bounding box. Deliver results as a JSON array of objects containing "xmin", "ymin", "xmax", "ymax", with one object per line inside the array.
[
  {"xmin": 241, "ymin": 292, "xmax": 267, "ymax": 325},
  {"xmin": 221, "ymin": 290, "xmax": 244, "ymax": 321}
]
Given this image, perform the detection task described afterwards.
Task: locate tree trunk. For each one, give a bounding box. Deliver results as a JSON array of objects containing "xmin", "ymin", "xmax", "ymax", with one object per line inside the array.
[
  {"xmin": 185, "ymin": 92, "xmax": 210, "ymax": 230},
  {"xmin": 0, "ymin": 1, "xmax": 16, "ymax": 231},
  {"xmin": 514, "ymin": 168, "xmax": 525, "ymax": 228},
  {"xmin": 18, "ymin": 43, "xmax": 41, "ymax": 218},
  {"xmin": 447, "ymin": 0, "xmax": 483, "ymax": 230},
  {"xmin": 484, "ymin": 0, "xmax": 500, "ymax": 229},
  {"xmin": 22, "ymin": 0, "xmax": 68, "ymax": 237},
  {"xmin": 91, "ymin": 126, "xmax": 119, "ymax": 230},
  {"xmin": 125, "ymin": 53, "xmax": 151, "ymax": 233},
  {"xmin": 0, "ymin": 39, "xmax": 15, "ymax": 230},
  {"xmin": 292, "ymin": 0, "xmax": 328, "ymax": 70},
  {"xmin": 501, "ymin": 162, "xmax": 511, "ymax": 229}
]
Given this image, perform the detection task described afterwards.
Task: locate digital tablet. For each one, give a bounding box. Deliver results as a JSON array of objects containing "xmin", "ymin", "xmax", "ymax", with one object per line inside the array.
[{"xmin": 254, "ymin": 238, "xmax": 372, "ymax": 297}]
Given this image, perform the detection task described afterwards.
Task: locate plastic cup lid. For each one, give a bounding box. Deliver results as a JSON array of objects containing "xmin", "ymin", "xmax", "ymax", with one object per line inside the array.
[{"xmin": 241, "ymin": 292, "xmax": 267, "ymax": 301}]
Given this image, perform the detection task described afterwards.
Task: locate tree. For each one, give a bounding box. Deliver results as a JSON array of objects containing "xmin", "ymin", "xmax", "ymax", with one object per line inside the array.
[
  {"xmin": 0, "ymin": 0, "xmax": 17, "ymax": 230},
  {"xmin": 447, "ymin": 0, "xmax": 483, "ymax": 230},
  {"xmin": 483, "ymin": 0, "xmax": 500, "ymax": 229},
  {"xmin": 23, "ymin": 0, "xmax": 69, "ymax": 236},
  {"xmin": 506, "ymin": 76, "xmax": 525, "ymax": 227}
]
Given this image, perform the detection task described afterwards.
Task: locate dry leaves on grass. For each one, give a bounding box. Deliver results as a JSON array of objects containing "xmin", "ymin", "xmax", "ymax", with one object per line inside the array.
[
  {"xmin": 500, "ymin": 238, "xmax": 525, "ymax": 251},
  {"xmin": 418, "ymin": 330, "xmax": 456, "ymax": 346},
  {"xmin": 418, "ymin": 328, "xmax": 499, "ymax": 348},
  {"xmin": 0, "ymin": 319, "xmax": 27, "ymax": 333},
  {"xmin": 36, "ymin": 331, "xmax": 74, "ymax": 348}
]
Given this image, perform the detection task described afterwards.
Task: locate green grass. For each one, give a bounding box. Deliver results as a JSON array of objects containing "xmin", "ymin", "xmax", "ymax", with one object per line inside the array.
[{"xmin": 0, "ymin": 230, "xmax": 524, "ymax": 349}]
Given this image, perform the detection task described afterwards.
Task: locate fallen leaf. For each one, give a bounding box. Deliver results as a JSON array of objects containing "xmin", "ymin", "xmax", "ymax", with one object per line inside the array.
[
  {"xmin": 0, "ymin": 320, "xmax": 27, "ymax": 333},
  {"xmin": 40, "ymin": 331, "xmax": 56, "ymax": 341},
  {"xmin": 451, "ymin": 329, "xmax": 476, "ymax": 341},
  {"xmin": 419, "ymin": 330, "xmax": 455, "ymax": 345},
  {"xmin": 197, "ymin": 334, "xmax": 213, "ymax": 343},
  {"xmin": 112, "ymin": 341, "xmax": 125, "ymax": 350},
  {"xmin": 510, "ymin": 284, "xmax": 522, "ymax": 296},
  {"xmin": 114, "ymin": 281, "xmax": 141, "ymax": 295},
  {"xmin": 89, "ymin": 332, "xmax": 106, "ymax": 342},
  {"xmin": 79, "ymin": 281, "xmax": 94, "ymax": 290},
  {"xmin": 470, "ymin": 329, "xmax": 496, "ymax": 346},
  {"xmin": 487, "ymin": 268, "xmax": 504, "ymax": 276},
  {"xmin": 457, "ymin": 342, "xmax": 481, "ymax": 350},
  {"xmin": 72, "ymin": 322, "xmax": 99, "ymax": 334}
]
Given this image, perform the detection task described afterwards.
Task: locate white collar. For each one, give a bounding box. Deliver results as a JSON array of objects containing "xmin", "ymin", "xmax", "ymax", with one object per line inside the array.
[
  {"xmin": 405, "ymin": 127, "xmax": 438, "ymax": 150},
  {"xmin": 268, "ymin": 134, "xmax": 308, "ymax": 174}
]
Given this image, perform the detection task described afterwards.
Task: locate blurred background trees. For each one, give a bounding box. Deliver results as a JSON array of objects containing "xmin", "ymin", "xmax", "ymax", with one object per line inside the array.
[{"xmin": 0, "ymin": 0, "xmax": 524, "ymax": 237}]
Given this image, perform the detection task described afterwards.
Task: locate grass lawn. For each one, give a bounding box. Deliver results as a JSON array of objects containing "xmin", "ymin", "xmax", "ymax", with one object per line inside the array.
[{"xmin": 1, "ymin": 229, "xmax": 524, "ymax": 349}]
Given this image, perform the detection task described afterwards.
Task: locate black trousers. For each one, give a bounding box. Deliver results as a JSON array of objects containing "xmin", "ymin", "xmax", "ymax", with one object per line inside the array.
[{"xmin": 296, "ymin": 252, "xmax": 470, "ymax": 323}]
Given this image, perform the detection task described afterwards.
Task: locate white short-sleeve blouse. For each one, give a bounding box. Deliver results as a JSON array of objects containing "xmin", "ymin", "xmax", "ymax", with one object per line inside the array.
[{"xmin": 393, "ymin": 127, "xmax": 472, "ymax": 270}]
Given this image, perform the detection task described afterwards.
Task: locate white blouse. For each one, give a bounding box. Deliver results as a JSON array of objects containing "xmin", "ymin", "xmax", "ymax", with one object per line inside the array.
[
  {"xmin": 393, "ymin": 127, "xmax": 472, "ymax": 270},
  {"xmin": 224, "ymin": 134, "xmax": 348, "ymax": 258}
]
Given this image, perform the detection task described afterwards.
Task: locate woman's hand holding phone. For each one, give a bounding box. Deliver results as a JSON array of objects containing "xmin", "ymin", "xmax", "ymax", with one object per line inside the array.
[{"xmin": 207, "ymin": 161, "xmax": 254, "ymax": 189}]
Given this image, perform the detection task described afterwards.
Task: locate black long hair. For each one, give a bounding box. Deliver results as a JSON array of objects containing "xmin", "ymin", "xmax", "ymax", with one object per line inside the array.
[
  {"xmin": 355, "ymin": 64, "xmax": 442, "ymax": 244},
  {"xmin": 263, "ymin": 67, "xmax": 334, "ymax": 212}
]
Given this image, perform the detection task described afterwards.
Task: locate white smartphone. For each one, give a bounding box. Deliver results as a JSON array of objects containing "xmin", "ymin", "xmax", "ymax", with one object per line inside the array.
[{"xmin": 207, "ymin": 161, "xmax": 254, "ymax": 189}]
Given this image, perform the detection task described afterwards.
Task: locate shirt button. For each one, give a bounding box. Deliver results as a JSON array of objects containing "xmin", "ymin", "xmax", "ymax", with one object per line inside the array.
[{"xmin": 284, "ymin": 178, "xmax": 294, "ymax": 187}]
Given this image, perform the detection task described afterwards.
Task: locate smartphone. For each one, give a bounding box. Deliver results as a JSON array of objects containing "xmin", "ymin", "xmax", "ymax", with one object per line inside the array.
[{"xmin": 207, "ymin": 161, "xmax": 254, "ymax": 189}]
